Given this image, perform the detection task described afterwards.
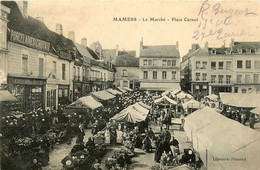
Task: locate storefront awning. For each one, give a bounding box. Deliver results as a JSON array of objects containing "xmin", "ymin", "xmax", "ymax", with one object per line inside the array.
[
  {"xmin": 123, "ymin": 87, "xmax": 133, "ymax": 92},
  {"xmin": 117, "ymin": 87, "xmax": 127, "ymax": 93},
  {"xmin": 0, "ymin": 90, "xmax": 18, "ymax": 102},
  {"xmin": 91, "ymin": 90, "xmax": 116, "ymax": 101},
  {"xmin": 66, "ymin": 96, "xmax": 103, "ymax": 110},
  {"xmin": 182, "ymin": 99, "xmax": 201, "ymax": 109},
  {"xmin": 205, "ymin": 94, "xmax": 218, "ymax": 101}
]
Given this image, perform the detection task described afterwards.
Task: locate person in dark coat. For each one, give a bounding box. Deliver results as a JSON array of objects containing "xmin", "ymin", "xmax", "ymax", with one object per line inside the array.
[
  {"xmin": 154, "ymin": 137, "xmax": 165, "ymax": 162},
  {"xmin": 170, "ymin": 136, "xmax": 179, "ymax": 149}
]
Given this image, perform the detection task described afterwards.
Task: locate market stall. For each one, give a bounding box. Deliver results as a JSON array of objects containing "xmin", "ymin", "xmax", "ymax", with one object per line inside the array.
[
  {"xmin": 154, "ymin": 96, "xmax": 177, "ymax": 106},
  {"xmin": 91, "ymin": 90, "xmax": 116, "ymax": 106},
  {"xmin": 67, "ymin": 96, "xmax": 103, "ymax": 110},
  {"xmin": 106, "ymin": 88, "xmax": 123, "ymax": 96},
  {"xmin": 0, "ymin": 90, "xmax": 18, "ymax": 117},
  {"xmin": 184, "ymin": 106, "xmax": 260, "ymax": 170},
  {"xmin": 116, "ymin": 87, "xmax": 127, "ymax": 93},
  {"xmin": 182, "ymin": 99, "xmax": 202, "ymax": 114},
  {"xmin": 123, "ymin": 87, "xmax": 133, "ymax": 92}
]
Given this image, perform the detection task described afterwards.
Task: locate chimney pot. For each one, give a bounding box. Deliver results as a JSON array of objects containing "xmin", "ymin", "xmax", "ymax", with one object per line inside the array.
[
  {"xmin": 55, "ymin": 24, "xmax": 63, "ymax": 35},
  {"xmin": 176, "ymin": 41, "xmax": 179, "ymax": 50},
  {"xmin": 81, "ymin": 37, "xmax": 87, "ymax": 47}
]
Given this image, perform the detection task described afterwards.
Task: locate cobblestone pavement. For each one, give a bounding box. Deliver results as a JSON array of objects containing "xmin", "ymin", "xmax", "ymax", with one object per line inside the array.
[{"xmin": 42, "ymin": 129, "xmax": 92, "ymax": 170}]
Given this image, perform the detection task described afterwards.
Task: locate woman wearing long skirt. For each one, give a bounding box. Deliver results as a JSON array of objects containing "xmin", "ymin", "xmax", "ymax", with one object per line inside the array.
[{"xmin": 105, "ymin": 128, "xmax": 111, "ymax": 144}]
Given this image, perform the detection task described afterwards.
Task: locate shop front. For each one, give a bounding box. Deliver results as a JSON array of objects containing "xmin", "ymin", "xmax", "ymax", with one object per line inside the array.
[
  {"xmin": 7, "ymin": 76, "xmax": 46, "ymax": 112},
  {"xmin": 82, "ymin": 82, "xmax": 91, "ymax": 96},
  {"xmin": 58, "ymin": 85, "xmax": 70, "ymax": 106},
  {"xmin": 73, "ymin": 82, "xmax": 82, "ymax": 101},
  {"xmin": 210, "ymin": 85, "xmax": 232, "ymax": 95},
  {"xmin": 192, "ymin": 82, "xmax": 209, "ymax": 100}
]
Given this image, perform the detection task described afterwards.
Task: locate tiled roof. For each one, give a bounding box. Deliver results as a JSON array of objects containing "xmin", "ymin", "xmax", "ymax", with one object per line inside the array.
[
  {"xmin": 233, "ymin": 42, "xmax": 260, "ymax": 49},
  {"xmin": 140, "ymin": 45, "xmax": 180, "ymax": 58},
  {"xmin": 74, "ymin": 42, "xmax": 95, "ymax": 60},
  {"xmin": 87, "ymin": 47, "xmax": 100, "ymax": 60},
  {"xmin": 208, "ymin": 47, "xmax": 231, "ymax": 55},
  {"xmin": 2, "ymin": 1, "xmax": 75, "ymax": 61}
]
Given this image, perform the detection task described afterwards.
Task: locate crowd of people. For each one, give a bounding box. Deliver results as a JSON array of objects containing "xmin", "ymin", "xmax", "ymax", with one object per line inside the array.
[{"xmin": 221, "ymin": 106, "xmax": 257, "ymax": 129}]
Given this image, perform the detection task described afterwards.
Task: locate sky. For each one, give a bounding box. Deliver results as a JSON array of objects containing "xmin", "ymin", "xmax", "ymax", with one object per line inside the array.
[{"xmin": 27, "ymin": 0, "xmax": 260, "ymax": 57}]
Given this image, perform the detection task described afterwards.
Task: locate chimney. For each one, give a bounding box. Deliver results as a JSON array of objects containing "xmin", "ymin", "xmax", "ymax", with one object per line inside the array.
[
  {"xmin": 231, "ymin": 38, "xmax": 235, "ymax": 46},
  {"xmin": 68, "ymin": 31, "xmax": 75, "ymax": 42},
  {"xmin": 55, "ymin": 24, "xmax": 63, "ymax": 35},
  {"xmin": 81, "ymin": 37, "xmax": 87, "ymax": 47},
  {"xmin": 140, "ymin": 37, "xmax": 143, "ymax": 50},
  {"xmin": 116, "ymin": 44, "xmax": 119, "ymax": 56},
  {"xmin": 176, "ymin": 41, "xmax": 179, "ymax": 50},
  {"xmin": 191, "ymin": 43, "xmax": 199, "ymax": 51},
  {"xmin": 36, "ymin": 16, "xmax": 44, "ymax": 23},
  {"xmin": 17, "ymin": 1, "xmax": 28, "ymax": 18},
  {"xmin": 205, "ymin": 41, "xmax": 208, "ymax": 48}
]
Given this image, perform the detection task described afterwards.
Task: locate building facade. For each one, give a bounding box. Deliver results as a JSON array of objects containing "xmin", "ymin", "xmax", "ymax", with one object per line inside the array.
[
  {"xmin": 139, "ymin": 39, "xmax": 181, "ymax": 91},
  {"xmin": 181, "ymin": 40, "xmax": 260, "ymax": 98}
]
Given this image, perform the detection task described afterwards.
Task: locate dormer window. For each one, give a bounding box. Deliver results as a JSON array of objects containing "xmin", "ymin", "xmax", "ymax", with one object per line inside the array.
[
  {"xmin": 237, "ymin": 48, "xmax": 242, "ymax": 54},
  {"xmin": 246, "ymin": 48, "xmax": 251, "ymax": 54},
  {"xmin": 225, "ymin": 49, "xmax": 231, "ymax": 54},
  {"xmin": 211, "ymin": 49, "xmax": 216, "ymax": 55}
]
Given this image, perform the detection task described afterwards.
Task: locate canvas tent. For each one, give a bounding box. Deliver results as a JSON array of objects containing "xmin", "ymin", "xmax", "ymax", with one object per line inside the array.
[
  {"xmin": 138, "ymin": 102, "xmax": 151, "ymax": 110},
  {"xmin": 106, "ymin": 88, "xmax": 122, "ymax": 95},
  {"xmin": 154, "ymin": 95, "xmax": 177, "ymax": 105},
  {"xmin": 67, "ymin": 96, "xmax": 103, "ymax": 110},
  {"xmin": 251, "ymin": 107, "xmax": 260, "ymax": 115},
  {"xmin": 219, "ymin": 92, "xmax": 260, "ymax": 108},
  {"xmin": 0, "ymin": 90, "xmax": 18, "ymax": 102},
  {"xmin": 182, "ymin": 99, "xmax": 201, "ymax": 109},
  {"xmin": 184, "ymin": 106, "xmax": 260, "ymax": 170},
  {"xmin": 170, "ymin": 89, "xmax": 182, "ymax": 98},
  {"xmin": 91, "ymin": 90, "xmax": 116, "ymax": 101},
  {"xmin": 117, "ymin": 87, "xmax": 127, "ymax": 93},
  {"xmin": 176, "ymin": 92, "xmax": 193, "ymax": 100},
  {"xmin": 112, "ymin": 103, "xmax": 149, "ymax": 123},
  {"xmin": 205, "ymin": 94, "xmax": 218, "ymax": 101},
  {"xmin": 123, "ymin": 87, "xmax": 133, "ymax": 92}
]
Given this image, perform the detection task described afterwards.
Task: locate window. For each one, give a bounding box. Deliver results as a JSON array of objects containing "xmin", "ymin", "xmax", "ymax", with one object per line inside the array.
[
  {"xmin": 254, "ymin": 74, "xmax": 259, "ymax": 83},
  {"xmin": 196, "ymin": 73, "xmax": 200, "ymax": 81},
  {"xmin": 47, "ymin": 91, "xmax": 51, "ymax": 107},
  {"xmin": 211, "ymin": 75, "xmax": 216, "ymax": 83},
  {"xmin": 123, "ymin": 80, "xmax": 128, "ymax": 87},
  {"xmin": 162, "ymin": 71, "xmax": 167, "ymax": 79},
  {"xmin": 226, "ymin": 75, "xmax": 231, "ymax": 84},
  {"xmin": 255, "ymin": 61, "xmax": 260, "ymax": 69},
  {"xmin": 211, "ymin": 62, "xmax": 216, "ymax": 70},
  {"xmin": 237, "ymin": 75, "xmax": 242, "ymax": 83},
  {"xmin": 101, "ymin": 72, "xmax": 103, "ymax": 80},
  {"xmin": 143, "ymin": 71, "xmax": 148, "ymax": 79},
  {"xmin": 237, "ymin": 60, "xmax": 243, "ymax": 68},
  {"xmin": 53, "ymin": 61, "xmax": 57, "ymax": 74},
  {"xmin": 172, "ymin": 71, "xmax": 176, "ymax": 80},
  {"xmin": 218, "ymin": 75, "xmax": 223, "ymax": 83},
  {"xmin": 122, "ymin": 69, "xmax": 127, "ymax": 77},
  {"xmin": 148, "ymin": 60, "xmax": 152, "ymax": 66},
  {"xmin": 196, "ymin": 61, "xmax": 200, "ymax": 69},
  {"xmin": 226, "ymin": 61, "xmax": 232, "ymax": 70},
  {"xmin": 256, "ymin": 86, "xmax": 260, "ymax": 94},
  {"xmin": 153, "ymin": 59, "xmax": 157, "ymax": 66},
  {"xmin": 234, "ymin": 87, "xmax": 238, "ymax": 93},
  {"xmin": 202, "ymin": 73, "xmax": 207, "ymax": 81},
  {"xmin": 39, "ymin": 58, "xmax": 44, "ymax": 76},
  {"xmin": 62, "ymin": 64, "xmax": 66, "ymax": 80},
  {"xmin": 219, "ymin": 62, "xmax": 224, "ymax": 70},
  {"xmin": 82, "ymin": 68, "xmax": 85, "ymax": 80},
  {"xmin": 153, "ymin": 71, "xmax": 157, "ymax": 79},
  {"xmin": 245, "ymin": 75, "xmax": 251, "ymax": 83},
  {"xmin": 104, "ymin": 73, "xmax": 106, "ymax": 81},
  {"xmin": 167, "ymin": 60, "xmax": 172, "ymax": 67},
  {"xmin": 242, "ymin": 89, "xmax": 247, "ymax": 93},
  {"xmin": 73, "ymin": 66, "xmax": 76, "ymax": 80},
  {"xmin": 172, "ymin": 60, "xmax": 176, "ymax": 66},
  {"xmin": 77, "ymin": 67, "xmax": 80, "ymax": 80},
  {"xmin": 22, "ymin": 54, "xmax": 28, "ymax": 74},
  {"xmin": 211, "ymin": 49, "xmax": 216, "ymax": 54},
  {"xmin": 202, "ymin": 61, "xmax": 207, "ymax": 69},
  {"xmin": 162, "ymin": 60, "xmax": 167, "ymax": 66},
  {"xmin": 143, "ymin": 59, "xmax": 148, "ymax": 66},
  {"xmin": 246, "ymin": 60, "xmax": 251, "ymax": 69},
  {"xmin": 246, "ymin": 48, "xmax": 251, "ymax": 54},
  {"xmin": 237, "ymin": 48, "xmax": 242, "ymax": 54}
]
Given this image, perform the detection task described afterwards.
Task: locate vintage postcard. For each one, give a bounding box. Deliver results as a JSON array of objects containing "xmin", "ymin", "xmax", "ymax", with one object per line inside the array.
[{"xmin": 0, "ymin": 0, "xmax": 259, "ymax": 170}]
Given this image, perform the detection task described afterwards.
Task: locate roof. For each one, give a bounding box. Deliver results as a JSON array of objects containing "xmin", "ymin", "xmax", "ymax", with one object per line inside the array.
[
  {"xmin": 116, "ymin": 87, "xmax": 127, "ymax": 93},
  {"xmin": 140, "ymin": 45, "xmax": 180, "ymax": 58},
  {"xmin": 233, "ymin": 41, "xmax": 260, "ymax": 49},
  {"xmin": 115, "ymin": 51, "xmax": 139, "ymax": 67},
  {"xmin": 74, "ymin": 42, "xmax": 95, "ymax": 60},
  {"xmin": 219, "ymin": 93, "xmax": 260, "ymax": 108},
  {"xmin": 251, "ymin": 107, "xmax": 260, "ymax": 115},
  {"xmin": 106, "ymin": 88, "xmax": 122, "ymax": 95},
  {"xmin": 2, "ymin": 1, "xmax": 75, "ymax": 61},
  {"xmin": 86, "ymin": 47, "xmax": 100, "ymax": 60},
  {"xmin": 66, "ymin": 96, "xmax": 103, "ymax": 110},
  {"xmin": 0, "ymin": 90, "xmax": 18, "ymax": 102},
  {"xmin": 182, "ymin": 99, "xmax": 201, "ymax": 109},
  {"xmin": 91, "ymin": 90, "xmax": 116, "ymax": 101}
]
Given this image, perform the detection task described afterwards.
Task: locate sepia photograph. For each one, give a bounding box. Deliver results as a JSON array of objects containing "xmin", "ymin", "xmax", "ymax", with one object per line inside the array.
[{"xmin": 0, "ymin": 0, "xmax": 260, "ymax": 169}]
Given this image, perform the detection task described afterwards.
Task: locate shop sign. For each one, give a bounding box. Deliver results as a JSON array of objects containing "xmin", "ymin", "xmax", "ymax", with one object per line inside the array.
[
  {"xmin": 11, "ymin": 78, "xmax": 45, "ymax": 85},
  {"xmin": 10, "ymin": 29, "xmax": 50, "ymax": 52}
]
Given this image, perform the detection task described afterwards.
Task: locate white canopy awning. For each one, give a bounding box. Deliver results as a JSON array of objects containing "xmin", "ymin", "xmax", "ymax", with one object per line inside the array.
[
  {"xmin": 67, "ymin": 96, "xmax": 103, "ymax": 110},
  {"xmin": 205, "ymin": 94, "xmax": 218, "ymax": 101},
  {"xmin": 219, "ymin": 93, "xmax": 260, "ymax": 108},
  {"xmin": 182, "ymin": 99, "xmax": 201, "ymax": 109},
  {"xmin": 0, "ymin": 90, "xmax": 18, "ymax": 102},
  {"xmin": 154, "ymin": 95, "xmax": 177, "ymax": 105},
  {"xmin": 251, "ymin": 107, "xmax": 260, "ymax": 115}
]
